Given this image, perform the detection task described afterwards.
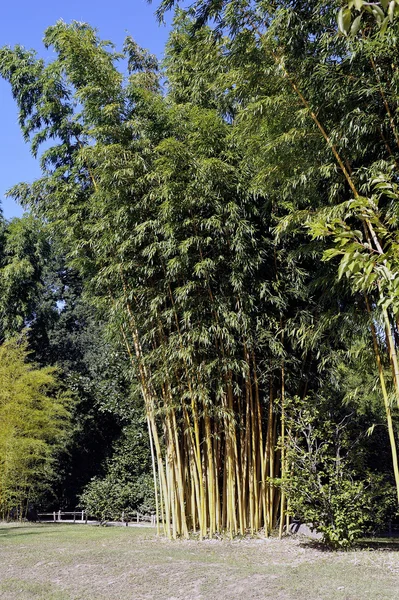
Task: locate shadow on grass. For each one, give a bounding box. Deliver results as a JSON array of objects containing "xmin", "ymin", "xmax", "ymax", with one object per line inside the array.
[
  {"xmin": 356, "ymin": 538, "xmax": 399, "ymax": 551},
  {"xmin": 298, "ymin": 536, "xmax": 399, "ymax": 553},
  {"xmin": 0, "ymin": 523, "xmax": 70, "ymax": 537},
  {"xmin": 298, "ymin": 539, "xmax": 337, "ymax": 552}
]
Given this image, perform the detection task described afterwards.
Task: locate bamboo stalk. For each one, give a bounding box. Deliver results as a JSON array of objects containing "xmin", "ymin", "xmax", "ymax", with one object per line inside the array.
[
  {"xmin": 366, "ymin": 296, "xmax": 399, "ymax": 503},
  {"xmin": 369, "ymin": 55, "xmax": 399, "ymax": 156},
  {"xmin": 382, "ymin": 307, "xmax": 399, "ymax": 411},
  {"xmin": 213, "ymin": 418, "xmax": 221, "ymax": 532},
  {"xmin": 253, "ymin": 351, "xmax": 267, "ymax": 530},
  {"xmin": 242, "ymin": 375, "xmax": 250, "ymax": 531},
  {"xmin": 157, "ymin": 328, "xmax": 189, "ymax": 538},
  {"xmin": 204, "ymin": 406, "xmax": 216, "ymax": 536},
  {"xmin": 279, "ymin": 361, "xmax": 286, "ymax": 539},
  {"xmin": 165, "ymin": 282, "xmax": 207, "ymax": 538},
  {"xmin": 183, "ymin": 403, "xmax": 202, "ymax": 531},
  {"xmin": 264, "ymin": 379, "xmax": 274, "ymax": 535},
  {"xmin": 228, "ymin": 375, "xmax": 242, "ymax": 536},
  {"xmin": 147, "ymin": 416, "xmax": 160, "ymax": 535},
  {"xmin": 113, "ymin": 282, "xmax": 171, "ymax": 537}
]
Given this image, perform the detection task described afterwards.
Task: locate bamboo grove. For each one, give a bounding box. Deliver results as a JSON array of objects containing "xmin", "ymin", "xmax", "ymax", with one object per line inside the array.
[
  {"xmin": 2, "ymin": 0, "xmax": 399, "ymax": 540},
  {"xmin": 0, "ymin": 338, "xmax": 70, "ymax": 519}
]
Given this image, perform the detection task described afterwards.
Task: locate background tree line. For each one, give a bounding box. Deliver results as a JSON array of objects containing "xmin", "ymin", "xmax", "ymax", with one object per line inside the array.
[{"xmin": 0, "ymin": 213, "xmax": 153, "ymax": 519}]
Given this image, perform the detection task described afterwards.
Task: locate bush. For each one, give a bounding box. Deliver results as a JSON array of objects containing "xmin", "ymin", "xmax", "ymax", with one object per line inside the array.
[
  {"xmin": 79, "ymin": 422, "xmax": 155, "ymax": 522},
  {"xmin": 284, "ymin": 398, "xmax": 395, "ymax": 548},
  {"xmin": 79, "ymin": 473, "xmax": 154, "ymax": 522}
]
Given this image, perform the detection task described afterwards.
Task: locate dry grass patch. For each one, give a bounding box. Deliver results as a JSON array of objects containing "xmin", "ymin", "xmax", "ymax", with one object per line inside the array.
[{"xmin": 0, "ymin": 523, "xmax": 398, "ymax": 600}]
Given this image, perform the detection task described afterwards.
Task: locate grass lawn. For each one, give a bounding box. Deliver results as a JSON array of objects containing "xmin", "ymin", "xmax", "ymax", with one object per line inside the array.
[{"xmin": 0, "ymin": 523, "xmax": 398, "ymax": 600}]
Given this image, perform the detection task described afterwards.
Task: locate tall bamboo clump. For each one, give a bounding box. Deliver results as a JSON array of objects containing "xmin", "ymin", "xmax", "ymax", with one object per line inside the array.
[
  {"xmin": 102, "ymin": 104, "xmax": 293, "ymax": 538},
  {"xmin": 0, "ymin": 23, "xmax": 305, "ymax": 538},
  {"xmin": 157, "ymin": 0, "xmax": 399, "ymax": 506}
]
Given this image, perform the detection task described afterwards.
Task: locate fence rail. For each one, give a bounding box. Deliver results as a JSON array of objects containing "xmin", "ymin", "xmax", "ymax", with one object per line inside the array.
[{"xmin": 37, "ymin": 510, "xmax": 156, "ymax": 526}]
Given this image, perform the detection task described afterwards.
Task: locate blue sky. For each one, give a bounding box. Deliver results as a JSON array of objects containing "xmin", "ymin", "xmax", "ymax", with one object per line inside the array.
[{"xmin": 0, "ymin": 0, "xmax": 173, "ymax": 220}]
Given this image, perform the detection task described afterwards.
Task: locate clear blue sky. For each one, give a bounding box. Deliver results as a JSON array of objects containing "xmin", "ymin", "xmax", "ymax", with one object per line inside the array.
[{"xmin": 0, "ymin": 0, "xmax": 172, "ymax": 220}]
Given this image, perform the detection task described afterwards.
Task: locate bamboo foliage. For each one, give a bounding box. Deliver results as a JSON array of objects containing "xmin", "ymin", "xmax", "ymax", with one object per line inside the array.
[
  {"xmin": 0, "ymin": 337, "xmax": 70, "ymax": 518},
  {"xmin": 157, "ymin": 0, "xmax": 399, "ymax": 513},
  {"xmin": 2, "ymin": 9, "xmax": 396, "ymax": 539},
  {"xmin": 0, "ymin": 23, "xmax": 303, "ymax": 537}
]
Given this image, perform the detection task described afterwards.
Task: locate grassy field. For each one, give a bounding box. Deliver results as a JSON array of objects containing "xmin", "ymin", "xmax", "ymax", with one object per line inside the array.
[{"xmin": 0, "ymin": 523, "xmax": 398, "ymax": 600}]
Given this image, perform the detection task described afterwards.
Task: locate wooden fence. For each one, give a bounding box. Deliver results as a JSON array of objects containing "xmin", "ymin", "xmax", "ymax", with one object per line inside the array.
[{"xmin": 37, "ymin": 510, "xmax": 156, "ymax": 526}]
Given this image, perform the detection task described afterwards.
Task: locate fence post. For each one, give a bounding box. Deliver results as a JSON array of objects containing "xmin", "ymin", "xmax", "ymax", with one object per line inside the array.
[
  {"xmin": 85, "ymin": 511, "xmax": 87, "ymax": 524},
  {"xmin": 73, "ymin": 511, "xmax": 76, "ymax": 523},
  {"xmin": 58, "ymin": 510, "xmax": 61, "ymax": 522},
  {"xmin": 81, "ymin": 510, "xmax": 84, "ymax": 522},
  {"xmin": 122, "ymin": 511, "xmax": 124, "ymax": 525},
  {"xmin": 137, "ymin": 512, "xmax": 139, "ymax": 524},
  {"xmin": 53, "ymin": 511, "xmax": 56, "ymax": 523}
]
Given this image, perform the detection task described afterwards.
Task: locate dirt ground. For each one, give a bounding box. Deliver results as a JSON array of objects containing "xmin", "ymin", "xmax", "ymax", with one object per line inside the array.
[{"xmin": 0, "ymin": 523, "xmax": 398, "ymax": 600}]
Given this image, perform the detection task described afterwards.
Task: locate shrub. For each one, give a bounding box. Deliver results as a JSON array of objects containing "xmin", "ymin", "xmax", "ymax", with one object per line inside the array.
[
  {"xmin": 79, "ymin": 423, "xmax": 155, "ymax": 522},
  {"xmin": 284, "ymin": 398, "xmax": 394, "ymax": 548}
]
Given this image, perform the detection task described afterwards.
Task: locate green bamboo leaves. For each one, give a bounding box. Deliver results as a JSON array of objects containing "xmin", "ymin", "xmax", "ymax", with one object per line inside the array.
[
  {"xmin": 310, "ymin": 194, "xmax": 399, "ymax": 313},
  {"xmin": 2, "ymin": 4, "xmax": 399, "ymax": 538},
  {"xmin": 339, "ymin": 0, "xmax": 399, "ymax": 36},
  {"xmin": 338, "ymin": 7, "xmax": 352, "ymax": 35},
  {"xmin": 0, "ymin": 337, "xmax": 71, "ymax": 518}
]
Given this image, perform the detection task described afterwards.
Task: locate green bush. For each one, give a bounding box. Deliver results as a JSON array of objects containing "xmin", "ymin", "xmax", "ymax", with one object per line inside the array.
[
  {"xmin": 79, "ymin": 423, "xmax": 155, "ymax": 522},
  {"xmin": 79, "ymin": 473, "xmax": 154, "ymax": 522},
  {"xmin": 284, "ymin": 398, "xmax": 396, "ymax": 548}
]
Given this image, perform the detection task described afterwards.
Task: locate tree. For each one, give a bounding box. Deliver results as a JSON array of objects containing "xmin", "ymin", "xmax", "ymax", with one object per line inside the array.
[
  {"xmin": 0, "ymin": 214, "xmax": 49, "ymax": 341},
  {"xmin": 1, "ymin": 21, "xmax": 301, "ymax": 537},
  {"xmin": 283, "ymin": 396, "xmax": 397, "ymax": 548},
  {"xmin": 35, "ymin": 259, "xmax": 132, "ymax": 509},
  {"xmin": 0, "ymin": 336, "xmax": 70, "ymax": 518}
]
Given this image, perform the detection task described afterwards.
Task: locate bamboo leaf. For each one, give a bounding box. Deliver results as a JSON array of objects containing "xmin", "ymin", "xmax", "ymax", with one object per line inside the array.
[
  {"xmin": 338, "ymin": 8, "xmax": 352, "ymax": 34},
  {"xmin": 389, "ymin": 1, "xmax": 396, "ymax": 21},
  {"xmin": 380, "ymin": 15, "xmax": 390, "ymax": 33},
  {"xmin": 372, "ymin": 4, "xmax": 386, "ymax": 22},
  {"xmin": 351, "ymin": 14, "xmax": 363, "ymax": 34}
]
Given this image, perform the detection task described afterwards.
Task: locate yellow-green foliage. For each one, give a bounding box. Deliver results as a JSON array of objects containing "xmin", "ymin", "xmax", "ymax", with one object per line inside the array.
[{"xmin": 0, "ymin": 337, "xmax": 70, "ymax": 518}]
